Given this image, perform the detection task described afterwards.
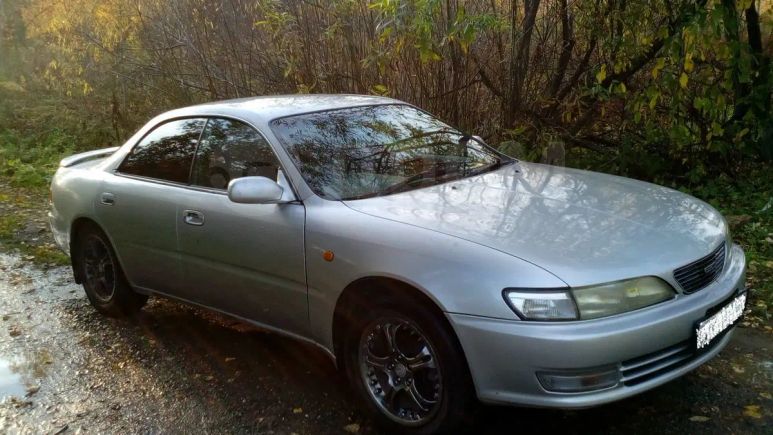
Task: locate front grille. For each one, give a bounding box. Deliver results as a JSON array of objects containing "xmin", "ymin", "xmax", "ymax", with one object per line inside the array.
[
  {"xmin": 673, "ymin": 242, "xmax": 726, "ymax": 294},
  {"xmin": 620, "ymin": 340, "xmax": 693, "ymax": 386}
]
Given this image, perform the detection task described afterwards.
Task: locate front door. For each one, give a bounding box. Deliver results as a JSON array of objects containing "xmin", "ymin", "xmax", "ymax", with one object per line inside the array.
[{"xmin": 175, "ymin": 117, "xmax": 308, "ymax": 336}]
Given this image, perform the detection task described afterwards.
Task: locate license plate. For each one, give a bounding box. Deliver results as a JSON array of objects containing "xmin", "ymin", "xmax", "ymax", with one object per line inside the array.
[{"xmin": 695, "ymin": 293, "xmax": 746, "ymax": 350}]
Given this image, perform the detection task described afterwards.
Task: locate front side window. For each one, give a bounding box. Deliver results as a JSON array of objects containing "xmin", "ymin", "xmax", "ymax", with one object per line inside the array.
[
  {"xmin": 191, "ymin": 118, "xmax": 281, "ymax": 190},
  {"xmin": 118, "ymin": 118, "xmax": 206, "ymax": 183},
  {"xmin": 270, "ymin": 104, "xmax": 510, "ymax": 200}
]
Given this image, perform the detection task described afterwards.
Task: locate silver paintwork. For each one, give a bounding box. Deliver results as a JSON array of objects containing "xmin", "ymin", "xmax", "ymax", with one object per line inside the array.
[
  {"xmin": 227, "ymin": 176, "xmax": 285, "ymax": 204},
  {"xmin": 60, "ymin": 146, "xmax": 119, "ymax": 168},
  {"xmin": 49, "ymin": 94, "xmax": 746, "ymax": 409}
]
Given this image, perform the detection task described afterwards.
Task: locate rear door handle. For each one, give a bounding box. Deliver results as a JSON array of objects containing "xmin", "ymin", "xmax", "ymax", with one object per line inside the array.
[
  {"xmin": 100, "ymin": 192, "xmax": 115, "ymax": 206},
  {"xmin": 183, "ymin": 210, "xmax": 204, "ymax": 226}
]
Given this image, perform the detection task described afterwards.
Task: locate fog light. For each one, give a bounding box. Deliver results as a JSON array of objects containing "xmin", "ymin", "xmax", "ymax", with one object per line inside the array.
[{"xmin": 537, "ymin": 367, "xmax": 620, "ymax": 393}]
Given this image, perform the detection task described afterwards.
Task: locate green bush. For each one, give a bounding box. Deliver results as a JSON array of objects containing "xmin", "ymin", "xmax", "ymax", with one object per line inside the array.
[
  {"xmin": 684, "ymin": 167, "xmax": 773, "ymax": 323},
  {"xmin": 0, "ymin": 129, "xmax": 75, "ymax": 188},
  {"xmin": 0, "ymin": 81, "xmax": 118, "ymax": 189}
]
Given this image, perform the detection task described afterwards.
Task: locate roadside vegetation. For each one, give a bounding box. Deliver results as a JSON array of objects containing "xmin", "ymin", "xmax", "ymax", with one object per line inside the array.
[
  {"xmin": 684, "ymin": 168, "xmax": 772, "ymax": 326},
  {"xmin": 0, "ymin": 0, "xmax": 770, "ymax": 324},
  {"xmin": 0, "ymin": 182, "xmax": 69, "ymax": 266}
]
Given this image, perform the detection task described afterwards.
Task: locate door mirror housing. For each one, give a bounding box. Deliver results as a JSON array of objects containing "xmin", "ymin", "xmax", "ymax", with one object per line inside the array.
[{"xmin": 227, "ymin": 176, "xmax": 285, "ymax": 204}]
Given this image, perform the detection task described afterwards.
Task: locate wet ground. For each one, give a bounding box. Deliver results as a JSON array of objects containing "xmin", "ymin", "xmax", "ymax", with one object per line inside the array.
[{"xmin": 0, "ymin": 252, "xmax": 770, "ymax": 434}]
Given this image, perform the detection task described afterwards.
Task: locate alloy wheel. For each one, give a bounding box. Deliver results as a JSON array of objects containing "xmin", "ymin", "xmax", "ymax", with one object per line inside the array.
[
  {"xmin": 358, "ymin": 317, "xmax": 442, "ymax": 426},
  {"xmin": 82, "ymin": 235, "xmax": 116, "ymax": 302}
]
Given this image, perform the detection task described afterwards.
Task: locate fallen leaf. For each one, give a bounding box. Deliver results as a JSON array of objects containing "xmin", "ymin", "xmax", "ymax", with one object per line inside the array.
[
  {"xmin": 689, "ymin": 416, "xmax": 710, "ymax": 422},
  {"xmin": 225, "ymin": 357, "xmax": 236, "ymax": 363},
  {"xmin": 10, "ymin": 397, "xmax": 33, "ymax": 408},
  {"xmin": 760, "ymin": 392, "xmax": 772, "ymax": 400},
  {"xmin": 731, "ymin": 365, "xmax": 745, "ymax": 374},
  {"xmin": 344, "ymin": 423, "xmax": 361, "ymax": 433},
  {"xmin": 293, "ymin": 407, "xmax": 303, "ymax": 414},
  {"xmin": 743, "ymin": 405, "xmax": 762, "ymax": 419}
]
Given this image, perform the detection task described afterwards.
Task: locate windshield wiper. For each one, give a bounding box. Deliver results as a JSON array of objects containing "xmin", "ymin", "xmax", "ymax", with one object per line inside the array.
[
  {"xmin": 378, "ymin": 168, "xmax": 448, "ymax": 197},
  {"xmin": 467, "ymin": 158, "xmax": 515, "ymax": 177},
  {"xmin": 347, "ymin": 158, "xmax": 514, "ymax": 200}
]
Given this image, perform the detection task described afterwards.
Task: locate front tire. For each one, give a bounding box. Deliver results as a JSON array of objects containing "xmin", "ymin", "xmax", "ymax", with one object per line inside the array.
[
  {"xmin": 73, "ymin": 224, "xmax": 147, "ymax": 316},
  {"xmin": 343, "ymin": 300, "xmax": 476, "ymax": 434}
]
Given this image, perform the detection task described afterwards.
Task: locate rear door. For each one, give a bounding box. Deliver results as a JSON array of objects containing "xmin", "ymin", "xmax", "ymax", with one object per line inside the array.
[
  {"xmin": 175, "ymin": 117, "xmax": 308, "ymax": 336},
  {"xmin": 96, "ymin": 118, "xmax": 206, "ymax": 294}
]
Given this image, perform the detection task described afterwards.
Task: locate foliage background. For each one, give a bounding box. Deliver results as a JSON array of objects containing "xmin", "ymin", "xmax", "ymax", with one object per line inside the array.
[{"xmin": 0, "ymin": 0, "xmax": 771, "ymax": 321}]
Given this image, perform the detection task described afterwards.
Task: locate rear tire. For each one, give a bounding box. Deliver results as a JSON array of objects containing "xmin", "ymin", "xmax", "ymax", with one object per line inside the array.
[
  {"xmin": 73, "ymin": 223, "xmax": 147, "ymax": 317},
  {"xmin": 342, "ymin": 298, "xmax": 477, "ymax": 434}
]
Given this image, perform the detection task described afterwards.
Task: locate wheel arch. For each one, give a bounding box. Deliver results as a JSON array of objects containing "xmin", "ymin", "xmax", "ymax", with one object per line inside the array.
[{"xmin": 331, "ymin": 276, "xmax": 470, "ymax": 371}]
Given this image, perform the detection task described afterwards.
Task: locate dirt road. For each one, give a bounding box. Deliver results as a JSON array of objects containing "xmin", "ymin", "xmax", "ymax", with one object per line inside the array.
[{"xmin": 0, "ymin": 251, "xmax": 770, "ymax": 434}]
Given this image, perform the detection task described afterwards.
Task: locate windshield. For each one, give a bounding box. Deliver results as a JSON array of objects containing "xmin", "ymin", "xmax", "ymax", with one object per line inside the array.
[{"xmin": 270, "ymin": 104, "xmax": 512, "ymax": 200}]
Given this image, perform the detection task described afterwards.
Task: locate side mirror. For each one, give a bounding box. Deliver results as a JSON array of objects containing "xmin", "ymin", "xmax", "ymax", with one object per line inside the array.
[{"xmin": 227, "ymin": 176, "xmax": 285, "ymax": 204}]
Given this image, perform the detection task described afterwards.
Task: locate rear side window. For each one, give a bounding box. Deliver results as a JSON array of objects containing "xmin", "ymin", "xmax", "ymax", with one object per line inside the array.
[
  {"xmin": 191, "ymin": 118, "xmax": 281, "ymax": 190},
  {"xmin": 118, "ymin": 118, "xmax": 206, "ymax": 183}
]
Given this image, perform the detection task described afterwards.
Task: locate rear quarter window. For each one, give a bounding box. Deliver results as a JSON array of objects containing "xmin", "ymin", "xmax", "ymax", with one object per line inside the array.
[{"xmin": 118, "ymin": 118, "xmax": 206, "ymax": 183}]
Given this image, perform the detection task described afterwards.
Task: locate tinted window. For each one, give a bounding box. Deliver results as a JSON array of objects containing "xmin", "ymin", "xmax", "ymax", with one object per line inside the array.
[
  {"xmin": 119, "ymin": 118, "xmax": 205, "ymax": 183},
  {"xmin": 270, "ymin": 104, "xmax": 507, "ymax": 200},
  {"xmin": 191, "ymin": 118, "xmax": 281, "ymax": 190}
]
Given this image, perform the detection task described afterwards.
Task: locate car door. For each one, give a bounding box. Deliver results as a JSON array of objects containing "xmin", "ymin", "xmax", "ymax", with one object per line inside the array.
[
  {"xmin": 96, "ymin": 118, "xmax": 207, "ymax": 295},
  {"xmin": 175, "ymin": 117, "xmax": 308, "ymax": 336}
]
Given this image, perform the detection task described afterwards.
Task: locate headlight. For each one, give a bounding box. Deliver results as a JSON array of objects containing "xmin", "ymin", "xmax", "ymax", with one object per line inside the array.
[
  {"xmin": 572, "ymin": 276, "xmax": 675, "ymax": 320},
  {"xmin": 504, "ymin": 277, "xmax": 675, "ymax": 321},
  {"xmin": 503, "ymin": 290, "xmax": 578, "ymax": 320}
]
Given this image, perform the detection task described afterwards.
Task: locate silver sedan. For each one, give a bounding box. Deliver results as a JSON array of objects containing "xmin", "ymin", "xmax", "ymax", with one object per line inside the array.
[{"xmin": 49, "ymin": 95, "xmax": 747, "ymax": 434}]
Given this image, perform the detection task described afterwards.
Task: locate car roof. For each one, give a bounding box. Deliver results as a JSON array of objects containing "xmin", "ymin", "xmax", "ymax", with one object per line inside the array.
[{"xmin": 159, "ymin": 94, "xmax": 404, "ymax": 124}]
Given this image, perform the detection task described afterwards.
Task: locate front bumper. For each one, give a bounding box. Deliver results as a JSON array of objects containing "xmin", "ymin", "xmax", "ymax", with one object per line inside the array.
[{"xmin": 450, "ymin": 243, "xmax": 746, "ymax": 408}]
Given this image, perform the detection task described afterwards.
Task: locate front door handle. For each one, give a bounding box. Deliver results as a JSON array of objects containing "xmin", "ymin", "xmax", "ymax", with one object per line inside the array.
[
  {"xmin": 100, "ymin": 192, "xmax": 115, "ymax": 206},
  {"xmin": 183, "ymin": 210, "xmax": 204, "ymax": 226}
]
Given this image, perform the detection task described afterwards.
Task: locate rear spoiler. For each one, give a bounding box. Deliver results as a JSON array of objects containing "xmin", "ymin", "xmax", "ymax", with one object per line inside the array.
[{"xmin": 59, "ymin": 146, "xmax": 120, "ymax": 168}]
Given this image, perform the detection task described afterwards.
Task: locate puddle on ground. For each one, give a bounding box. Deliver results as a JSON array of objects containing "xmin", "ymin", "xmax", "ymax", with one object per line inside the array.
[
  {"xmin": 0, "ymin": 358, "xmax": 26, "ymax": 398},
  {"xmin": 0, "ymin": 350, "xmax": 52, "ymax": 399}
]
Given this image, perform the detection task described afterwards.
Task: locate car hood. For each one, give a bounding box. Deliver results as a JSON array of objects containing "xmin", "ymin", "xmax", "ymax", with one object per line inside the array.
[{"xmin": 343, "ymin": 162, "xmax": 727, "ymax": 287}]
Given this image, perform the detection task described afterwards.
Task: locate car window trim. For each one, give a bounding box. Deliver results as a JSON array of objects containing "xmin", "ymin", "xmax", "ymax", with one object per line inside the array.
[
  {"xmin": 115, "ymin": 116, "xmax": 208, "ymax": 184},
  {"xmin": 115, "ymin": 115, "xmax": 302, "ymax": 201},
  {"xmin": 188, "ymin": 117, "xmax": 211, "ymax": 186},
  {"xmin": 115, "ymin": 172, "xmax": 228, "ymax": 195}
]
